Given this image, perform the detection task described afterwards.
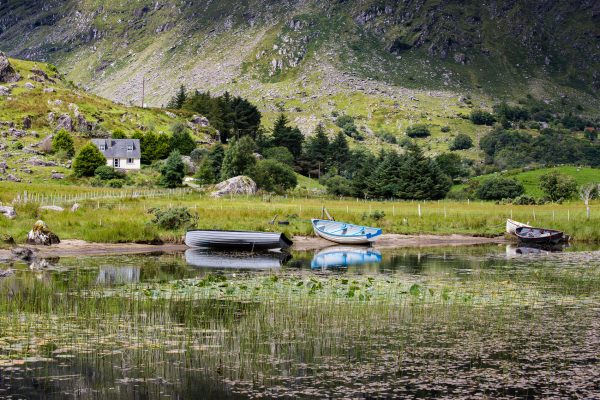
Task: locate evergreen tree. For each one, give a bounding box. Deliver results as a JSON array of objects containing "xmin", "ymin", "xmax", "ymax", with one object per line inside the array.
[
  {"xmin": 220, "ymin": 136, "xmax": 257, "ymax": 180},
  {"xmin": 207, "ymin": 143, "xmax": 225, "ymax": 178},
  {"xmin": 194, "ymin": 156, "xmax": 216, "ymax": 184},
  {"xmin": 159, "ymin": 150, "xmax": 185, "ymax": 188},
  {"xmin": 170, "ymin": 123, "xmax": 196, "ymax": 155},
  {"xmin": 305, "ymin": 123, "xmax": 330, "ymax": 170},
  {"xmin": 230, "ymin": 96, "xmax": 262, "ymax": 139},
  {"xmin": 155, "ymin": 133, "xmax": 172, "ymax": 160},
  {"xmin": 73, "ymin": 143, "xmax": 106, "ymax": 177},
  {"xmin": 167, "ymin": 85, "xmax": 187, "ymax": 109},
  {"xmin": 271, "ymin": 114, "xmax": 304, "ymax": 158},
  {"xmin": 52, "ymin": 129, "xmax": 75, "ymax": 158},
  {"xmin": 329, "ymin": 132, "xmax": 350, "ymax": 172}
]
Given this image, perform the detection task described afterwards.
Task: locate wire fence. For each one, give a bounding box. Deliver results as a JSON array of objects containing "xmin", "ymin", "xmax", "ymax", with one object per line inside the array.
[{"xmin": 12, "ymin": 188, "xmax": 194, "ymax": 206}]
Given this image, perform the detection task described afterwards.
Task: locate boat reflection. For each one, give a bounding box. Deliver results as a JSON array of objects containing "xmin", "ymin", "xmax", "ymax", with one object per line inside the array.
[
  {"xmin": 96, "ymin": 266, "xmax": 141, "ymax": 285},
  {"xmin": 311, "ymin": 246, "xmax": 382, "ymax": 271},
  {"xmin": 185, "ymin": 249, "xmax": 290, "ymax": 270},
  {"xmin": 505, "ymin": 243, "xmax": 566, "ymax": 257}
]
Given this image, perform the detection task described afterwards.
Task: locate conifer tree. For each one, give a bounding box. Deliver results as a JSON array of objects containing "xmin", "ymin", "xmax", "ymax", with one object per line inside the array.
[{"xmin": 271, "ymin": 114, "xmax": 304, "ymax": 158}]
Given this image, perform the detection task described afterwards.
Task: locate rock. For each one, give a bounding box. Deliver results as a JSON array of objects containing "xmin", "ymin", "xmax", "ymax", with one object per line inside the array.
[
  {"xmin": 0, "ymin": 51, "xmax": 20, "ymax": 83},
  {"xmin": 71, "ymin": 203, "xmax": 80, "ymax": 212},
  {"xmin": 77, "ymin": 113, "xmax": 94, "ymax": 132},
  {"xmin": 165, "ymin": 111, "xmax": 177, "ymax": 118},
  {"xmin": 0, "ymin": 205, "xmax": 16, "ymax": 219},
  {"xmin": 43, "ymin": 87, "xmax": 55, "ymax": 93},
  {"xmin": 26, "ymin": 220, "xmax": 60, "ymax": 245},
  {"xmin": 190, "ymin": 115, "xmax": 210, "ymax": 127},
  {"xmin": 40, "ymin": 205, "xmax": 65, "ymax": 212},
  {"xmin": 454, "ymin": 52, "xmax": 467, "ymax": 64},
  {"xmin": 51, "ymin": 173, "xmax": 65, "ymax": 180},
  {"xmin": 181, "ymin": 156, "xmax": 197, "ymax": 174},
  {"xmin": 56, "ymin": 114, "xmax": 73, "ymax": 131},
  {"xmin": 47, "ymin": 112, "xmax": 55, "ymax": 124},
  {"xmin": 24, "ymin": 82, "xmax": 35, "ymax": 89},
  {"xmin": 211, "ymin": 176, "xmax": 257, "ymax": 198},
  {"xmin": 22, "ymin": 116, "xmax": 32, "ymax": 129},
  {"xmin": 11, "ymin": 247, "xmax": 34, "ymax": 261},
  {"xmin": 0, "ymin": 269, "xmax": 14, "ymax": 278},
  {"xmin": 0, "ymin": 85, "xmax": 10, "ymax": 96},
  {"xmin": 7, "ymin": 174, "xmax": 21, "ymax": 182},
  {"xmin": 28, "ymin": 158, "xmax": 57, "ymax": 167}
]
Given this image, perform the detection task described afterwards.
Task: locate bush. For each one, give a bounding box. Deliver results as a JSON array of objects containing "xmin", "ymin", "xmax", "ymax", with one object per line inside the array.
[
  {"xmin": 406, "ymin": 124, "xmax": 430, "ymax": 138},
  {"xmin": 263, "ymin": 146, "xmax": 294, "ymax": 166},
  {"xmin": 52, "ymin": 130, "xmax": 75, "ymax": 157},
  {"xmin": 324, "ymin": 175, "xmax": 353, "ymax": 196},
  {"xmin": 159, "ymin": 150, "xmax": 185, "ymax": 188},
  {"xmin": 107, "ymin": 179, "xmax": 125, "ymax": 188},
  {"xmin": 470, "ymin": 110, "xmax": 496, "ymax": 125},
  {"xmin": 450, "ymin": 134, "xmax": 474, "ymax": 150},
  {"xmin": 170, "ymin": 123, "xmax": 196, "ymax": 155},
  {"xmin": 111, "ymin": 130, "xmax": 128, "ymax": 139},
  {"xmin": 94, "ymin": 165, "xmax": 125, "ymax": 180},
  {"xmin": 194, "ymin": 156, "xmax": 216, "ymax": 184},
  {"xmin": 440, "ymin": 126, "xmax": 451, "ymax": 133},
  {"xmin": 149, "ymin": 207, "xmax": 195, "ymax": 230},
  {"xmin": 476, "ymin": 176, "xmax": 525, "ymax": 200},
  {"xmin": 73, "ymin": 143, "xmax": 107, "ymax": 177},
  {"xmin": 250, "ymin": 159, "xmax": 297, "ymax": 193},
  {"xmin": 512, "ymin": 195, "xmax": 537, "ymax": 205},
  {"xmin": 539, "ymin": 171, "xmax": 578, "ymax": 202}
]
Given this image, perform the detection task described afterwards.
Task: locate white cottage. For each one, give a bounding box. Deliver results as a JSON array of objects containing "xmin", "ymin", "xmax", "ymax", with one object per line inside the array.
[{"xmin": 92, "ymin": 139, "xmax": 141, "ymax": 170}]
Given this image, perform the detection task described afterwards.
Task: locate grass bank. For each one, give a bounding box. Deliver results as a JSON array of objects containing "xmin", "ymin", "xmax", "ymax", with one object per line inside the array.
[{"xmin": 1, "ymin": 182, "xmax": 600, "ymax": 244}]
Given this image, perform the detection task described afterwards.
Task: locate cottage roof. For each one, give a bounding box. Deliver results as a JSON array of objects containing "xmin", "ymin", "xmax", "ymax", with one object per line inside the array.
[{"xmin": 92, "ymin": 139, "xmax": 141, "ymax": 159}]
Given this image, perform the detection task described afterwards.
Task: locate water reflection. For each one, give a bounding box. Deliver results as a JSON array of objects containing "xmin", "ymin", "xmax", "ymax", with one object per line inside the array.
[
  {"xmin": 505, "ymin": 243, "xmax": 567, "ymax": 257},
  {"xmin": 185, "ymin": 249, "xmax": 289, "ymax": 270},
  {"xmin": 96, "ymin": 266, "xmax": 141, "ymax": 285},
  {"xmin": 310, "ymin": 246, "xmax": 382, "ymax": 271}
]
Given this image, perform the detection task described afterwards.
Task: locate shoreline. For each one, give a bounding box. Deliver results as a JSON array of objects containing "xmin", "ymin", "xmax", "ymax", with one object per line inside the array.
[{"xmin": 0, "ymin": 234, "xmax": 507, "ymax": 259}]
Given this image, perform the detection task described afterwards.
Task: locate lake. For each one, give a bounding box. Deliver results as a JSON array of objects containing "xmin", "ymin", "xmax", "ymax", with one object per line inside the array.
[{"xmin": 1, "ymin": 244, "xmax": 599, "ymax": 399}]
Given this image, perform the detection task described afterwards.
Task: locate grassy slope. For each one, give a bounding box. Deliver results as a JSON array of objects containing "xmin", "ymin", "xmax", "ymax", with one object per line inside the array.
[{"xmin": 452, "ymin": 166, "xmax": 600, "ymax": 198}]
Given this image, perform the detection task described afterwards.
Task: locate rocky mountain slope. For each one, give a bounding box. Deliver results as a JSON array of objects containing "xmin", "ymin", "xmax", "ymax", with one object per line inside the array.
[{"xmin": 1, "ymin": 0, "xmax": 599, "ymax": 148}]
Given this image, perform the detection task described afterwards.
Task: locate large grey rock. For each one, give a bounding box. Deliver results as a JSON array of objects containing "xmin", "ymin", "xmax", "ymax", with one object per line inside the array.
[
  {"xmin": 40, "ymin": 205, "xmax": 64, "ymax": 212},
  {"xmin": 51, "ymin": 173, "xmax": 65, "ymax": 180},
  {"xmin": 211, "ymin": 176, "xmax": 257, "ymax": 198},
  {"xmin": 0, "ymin": 205, "xmax": 16, "ymax": 219},
  {"xmin": 56, "ymin": 114, "xmax": 73, "ymax": 131},
  {"xmin": 0, "ymin": 85, "xmax": 10, "ymax": 96},
  {"xmin": 26, "ymin": 220, "xmax": 60, "ymax": 245},
  {"xmin": 0, "ymin": 52, "xmax": 20, "ymax": 83},
  {"xmin": 181, "ymin": 156, "xmax": 197, "ymax": 174},
  {"xmin": 28, "ymin": 158, "xmax": 57, "ymax": 167},
  {"xmin": 190, "ymin": 115, "xmax": 210, "ymax": 127},
  {"xmin": 7, "ymin": 174, "xmax": 21, "ymax": 182},
  {"xmin": 24, "ymin": 82, "xmax": 35, "ymax": 89}
]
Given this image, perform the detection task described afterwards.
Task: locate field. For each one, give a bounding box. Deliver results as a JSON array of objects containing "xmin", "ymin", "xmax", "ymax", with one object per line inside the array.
[
  {"xmin": 2, "ymin": 182, "xmax": 600, "ymax": 245},
  {"xmin": 452, "ymin": 166, "xmax": 600, "ymax": 198}
]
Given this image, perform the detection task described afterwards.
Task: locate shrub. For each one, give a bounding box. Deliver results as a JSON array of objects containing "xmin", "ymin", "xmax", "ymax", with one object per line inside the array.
[
  {"xmin": 263, "ymin": 146, "xmax": 294, "ymax": 166},
  {"xmin": 406, "ymin": 124, "xmax": 431, "ymax": 138},
  {"xmin": 111, "ymin": 130, "xmax": 128, "ymax": 139},
  {"xmin": 324, "ymin": 175, "xmax": 353, "ymax": 196},
  {"xmin": 539, "ymin": 171, "xmax": 578, "ymax": 202},
  {"xmin": 440, "ymin": 126, "xmax": 451, "ymax": 133},
  {"xmin": 107, "ymin": 179, "xmax": 125, "ymax": 188},
  {"xmin": 149, "ymin": 207, "xmax": 195, "ymax": 230},
  {"xmin": 194, "ymin": 156, "xmax": 216, "ymax": 184},
  {"xmin": 470, "ymin": 110, "xmax": 496, "ymax": 125},
  {"xmin": 450, "ymin": 134, "xmax": 474, "ymax": 150},
  {"xmin": 476, "ymin": 176, "xmax": 525, "ymax": 200},
  {"xmin": 512, "ymin": 195, "xmax": 537, "ymax": 205},
  {"xmin": 250, "ymin": 159, "xmax": 297, "ymax": 193},
  {"xmin": 159, "ymin": 150, "xmax": 185, "ymax": 188},
  {"xmin": 73, "ymin": 143, "xmax": 106, "ymax": 177},
  {"xmin": 94, "ymin": 165, "xmax": 125, "ymax": 180},
  {"xmin": 170, "ymin": 123, "xmax": 196, "ymax": 155},
  {"xmin": 52, "ymin": 130, "xmax": 75, "ymax": 157}
]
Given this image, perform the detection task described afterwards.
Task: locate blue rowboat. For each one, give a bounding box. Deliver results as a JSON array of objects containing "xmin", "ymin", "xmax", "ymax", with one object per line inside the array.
[
  {"xmin": 311, "ymin": 219, "xmax": 382, "ymax": 244},
  {"xmin": 311, "ymin": 246, "xmax": 382, "ymax": 270}
]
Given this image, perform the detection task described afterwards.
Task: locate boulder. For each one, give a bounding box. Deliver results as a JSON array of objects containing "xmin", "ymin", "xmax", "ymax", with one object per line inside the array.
[
  {"xmin": 26, "ymin": 220, "xmax": 60, "ymax": 245},
  {"xmin": 40, "ymin": 205, "xmax": 64, "ymax": 212},
  {"xmin": 56, "ymin": 114, "xmax": 73, "ymax": 131},
  {"xmin": 7, "ymin": 174, "xmax": 21, "ymax": 182},
  {"xmin": 23, "ymin": 116, "xmax": 32, "ymax": 129},
  {"xmin": 211, "ymin": 176, "xmax": 257, "ymax": 198},
  {"xmin": 0, "ymin": 52, "xmax": 20, "ymax": 83},
  {"xmin": 0, "ymin": 85, "xmax": 10, "ymax": 96},
  {"xmin": 28, "ymin": 158, "xmax": 57, "ymax": 167},
  {"xmin": 0, "ymin": 205, "xmax": 16, "ymax": 219},
  {"xmin": 24, "ymin": 82, "xmax": 35, "ymax": 89},
  {"xmin": 71, "ymin": 203, "xmax": 80, "ymax": 212},
  {"xmin": 181, "ymin": 155, "xmax": 197, "ymax": 174},
  {"xmin": 51, "ymin": 173, "xmax": 65, "ymax": 180},
  {"xmin": 191, "ymin": 115, "xmax": 210, "ymax": 127},
  {"xmin": 165, "ymin": 111, "xmax": 177, "ymax": 118}
]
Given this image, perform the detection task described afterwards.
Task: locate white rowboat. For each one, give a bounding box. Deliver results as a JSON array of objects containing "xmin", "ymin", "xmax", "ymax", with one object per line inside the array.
[
  {"xmin": 185, "ymin": 230, "xmax": 292, "ymax": 250},
  {"xmin": 506, "ymin": 219, "xmax": 530, "ymax": 236},
  {"xmin": 311, "ymin": 219, "xmax": 382, "ymax": 245}
]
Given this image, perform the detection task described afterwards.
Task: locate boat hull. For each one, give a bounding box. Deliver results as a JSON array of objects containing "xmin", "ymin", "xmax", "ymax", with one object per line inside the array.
[
  {"xmin": 185, "ymin": 230, "xmax": 292, "ymax": 250},
  {"xmin": 515, "ymin": 227, "xmax": 565, "ymax": 245},
  {"xmin": 311, "ymin": 219, "xmax": 382, "ymax": 245}
]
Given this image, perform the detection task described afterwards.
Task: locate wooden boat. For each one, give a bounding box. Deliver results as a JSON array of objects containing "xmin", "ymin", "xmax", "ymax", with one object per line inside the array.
[
  {"xmin": 506, "ymin": 219, "xmax": 530, "ymax": 235},
  {"xmin": 185, "ymin": 249, "xmax": 288, "ymax": 269},
  {"xmin": 311, "ymin": 219, "xmax": 382, "ymax": 245},
  {"xmin": 515, "ymin": 226, "xmax": 565, "ymax": 245},
  {"xmin": 311, "ymin": 246, "xmax": 382, "ymax": 270},
  {"xmin": 185, "ymin": 229, "xmax": 292, "ymax": 250}
]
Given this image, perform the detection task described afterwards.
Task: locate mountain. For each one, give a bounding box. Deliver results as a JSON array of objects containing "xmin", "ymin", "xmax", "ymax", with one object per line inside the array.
[{"xmin": 1, "ymin": 0, "xmax": 599, "ymax": 151}]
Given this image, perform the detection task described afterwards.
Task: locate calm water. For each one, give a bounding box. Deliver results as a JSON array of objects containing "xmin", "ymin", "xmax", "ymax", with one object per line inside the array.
[{"xmin": 1, "ymin": 244, "xmax": 600, "ymax": 399}]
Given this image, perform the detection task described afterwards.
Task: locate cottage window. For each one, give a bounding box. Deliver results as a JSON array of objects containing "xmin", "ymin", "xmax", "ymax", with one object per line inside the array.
[
  {"xmin": 127, "ymin": 145, "xmax": 133, "ymax": 151},
  {"xmin": 114, "ymin": 159, "xmax": 120, "ymax": 168},
  {"xmin": 127, "ymin": 158, "xmax": 134, "ymax": 164},
  {"xmin": 100, "ymin": 144, "xmax": 106, "ymax": 151}
]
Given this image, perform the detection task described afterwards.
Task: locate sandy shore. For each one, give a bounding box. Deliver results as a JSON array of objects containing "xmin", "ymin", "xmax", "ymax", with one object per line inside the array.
[{"xmin": 0, "ymin": 234, "xmax": 506, "ymax": 260}]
